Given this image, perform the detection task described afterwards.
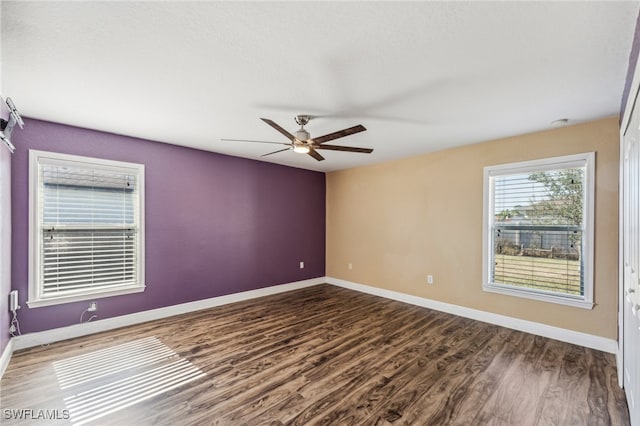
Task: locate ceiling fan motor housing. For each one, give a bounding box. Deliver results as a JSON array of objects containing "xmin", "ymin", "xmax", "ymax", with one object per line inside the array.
[{"xmin": 294, "ymin": 129, "xmax": 310, "ymax": 142}]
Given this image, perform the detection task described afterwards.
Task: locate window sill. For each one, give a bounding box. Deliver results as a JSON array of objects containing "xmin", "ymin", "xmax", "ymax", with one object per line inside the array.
[
  {"xmin": 483, "ymin": 283, "xmax": 594, "ymax": 309},
  {"xmin": 27, "ymin": 285, "xmax": 146, "ymax": 308}
]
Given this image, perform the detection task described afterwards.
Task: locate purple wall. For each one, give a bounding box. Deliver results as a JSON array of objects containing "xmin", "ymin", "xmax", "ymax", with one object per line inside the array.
[
  {"xmin": 621, "ymin": 9, "xmax": 640, "ymax": 123},
  {"xmin": 11, "ymin": 119, "xmax": 325, "ymax": 333}
]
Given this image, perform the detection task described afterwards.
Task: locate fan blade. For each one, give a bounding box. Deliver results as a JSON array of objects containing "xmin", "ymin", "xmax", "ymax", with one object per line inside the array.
[
  {"xmin": 221, "ymin": 138, "xmax": 289, "ymax": 146},
  {"xmin": 315, "ymin": 144, "xmax": 373, "ymax": 154},
  {"xmin": 312, "ymin": 124, "xmax": 366, "ymax": 145},
  {"xmin": 308, "ymin": 149, "xmax": 325, "ymax": 161},
  {"xmin": 261, "ymin": 118, "xmax": 296, "ymax": 142},
  {"xmin": 261, "ymin": 148, "xmax": 291, "ymax": 157}
]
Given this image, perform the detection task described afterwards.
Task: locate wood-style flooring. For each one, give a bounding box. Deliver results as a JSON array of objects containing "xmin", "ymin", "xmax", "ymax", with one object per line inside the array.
[{"xmin": 0, "ymin": 284, "xmax": 629, "ymax": 425}]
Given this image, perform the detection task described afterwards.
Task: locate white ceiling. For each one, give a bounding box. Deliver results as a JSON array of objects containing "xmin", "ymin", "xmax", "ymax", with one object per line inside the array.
[{"xmin": 1, "ymin": 1, "xmax": 638, "ymax": 172}]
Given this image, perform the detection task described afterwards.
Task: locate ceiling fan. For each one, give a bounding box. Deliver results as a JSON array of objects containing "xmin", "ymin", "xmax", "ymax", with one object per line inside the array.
[{"xmin": 222, "ymin": 115, "xmax": 372, "ymax": 162}]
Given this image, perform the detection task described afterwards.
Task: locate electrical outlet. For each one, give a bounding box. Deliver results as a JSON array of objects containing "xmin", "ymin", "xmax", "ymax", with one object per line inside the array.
[
  {"xmin": 88, "ymin": 302, "xmax": 97, "ymax": 312},
  {"xmin": 427, "ymin": 275, "xmax": 434, "ymax": 285},
  {"xmin": 348, "ymin": 263, "xmax": 353, "ymax": 270},
  {"xmin": 299, "ymin": 261, "xmax": 304, "ymax": 269}
]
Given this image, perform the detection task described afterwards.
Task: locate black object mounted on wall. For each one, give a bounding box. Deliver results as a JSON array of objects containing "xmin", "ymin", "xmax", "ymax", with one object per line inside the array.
[{"xmin": 0, "ymin": 97, "xmax": 25, "ymax": 154}]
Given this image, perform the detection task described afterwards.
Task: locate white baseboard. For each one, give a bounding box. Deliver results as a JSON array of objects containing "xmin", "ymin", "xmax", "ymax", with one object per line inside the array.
[
  {"xmin": 11, "ymin": 277, "xmax": 324, "ymax": 351},
  {"xmin": 326, "ymin": 277, "xmax": 618, "ymax": 354},
  {"xmin": 0, "ymin": 338, "xmax": 14, "ymax": 379},
  {"xmin": 5, "ymin": 275, "xmax": 617, "ymax": 375}
]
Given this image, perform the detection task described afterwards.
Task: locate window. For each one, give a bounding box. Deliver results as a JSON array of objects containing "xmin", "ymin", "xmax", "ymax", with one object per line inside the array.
[
  {"xmin": 28, "ymin": 150, "xmax": 145, "ymax": 307},
  {"xmin": 482, "ymin": 152, "xmax": 594, "ymax": 309}
]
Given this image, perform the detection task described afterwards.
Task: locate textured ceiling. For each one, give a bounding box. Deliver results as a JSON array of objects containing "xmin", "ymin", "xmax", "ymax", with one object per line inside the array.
[{"xmin": 1, "ymin": 1, "xmax": 638, "ymax": 172}]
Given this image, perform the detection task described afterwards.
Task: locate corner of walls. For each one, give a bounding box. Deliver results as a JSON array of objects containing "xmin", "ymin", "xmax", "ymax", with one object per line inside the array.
[{"xmin": 0, "ymin": 137, "xmax": 11, "ymax": 362}]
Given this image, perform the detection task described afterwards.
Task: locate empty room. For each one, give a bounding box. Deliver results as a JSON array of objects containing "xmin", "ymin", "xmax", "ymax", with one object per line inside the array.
[{"xmin": 1, "ymin": 1, "xmax": 640, "ymax": 424}]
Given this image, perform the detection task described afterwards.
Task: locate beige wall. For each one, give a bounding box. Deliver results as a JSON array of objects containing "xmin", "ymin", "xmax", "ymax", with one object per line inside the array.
[{"xmin": 326, "ymin": 117, "xmax": 619, "ymax": 339}]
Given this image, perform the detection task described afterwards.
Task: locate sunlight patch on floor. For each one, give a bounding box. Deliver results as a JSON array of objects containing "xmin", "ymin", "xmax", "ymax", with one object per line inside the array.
[{"xmin": 52, "ymin": 336, "xmax": 205, "ymax": 425}]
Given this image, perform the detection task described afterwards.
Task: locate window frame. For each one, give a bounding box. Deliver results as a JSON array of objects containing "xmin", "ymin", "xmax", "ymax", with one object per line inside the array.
[
  {"xmin": 28, "ymin": 150, "xmax": 145, "ymax": 308},
  {"xmin": 482, "ymin": 152, "xmax": 595, "ymax": 309}
]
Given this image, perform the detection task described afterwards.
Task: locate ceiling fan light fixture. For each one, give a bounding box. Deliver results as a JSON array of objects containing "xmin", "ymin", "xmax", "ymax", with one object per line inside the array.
[{"xmin": 293, "ymin": 144, "xmax": 310, "ymax": 154}]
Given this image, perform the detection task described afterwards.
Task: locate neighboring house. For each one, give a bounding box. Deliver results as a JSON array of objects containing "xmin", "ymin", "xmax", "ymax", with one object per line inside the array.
[{"xmin": 495, "ymin": 200, "xmax": 579, "ymax": 257}]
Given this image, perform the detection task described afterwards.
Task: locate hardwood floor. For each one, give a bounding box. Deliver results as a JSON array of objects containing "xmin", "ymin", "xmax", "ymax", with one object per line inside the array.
[{"xmin": 0, "ymin": 284, "xmax": 629, "ymax": 425}]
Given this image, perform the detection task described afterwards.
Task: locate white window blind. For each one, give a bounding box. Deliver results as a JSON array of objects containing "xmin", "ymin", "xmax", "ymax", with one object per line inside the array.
[
  {"xmin": 483, "ymin": 153, "xmax": 594, "ymax": 309},
  {"xmin": 29, "ymin": 151, "xmax": 145, "ymax": 307}
]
